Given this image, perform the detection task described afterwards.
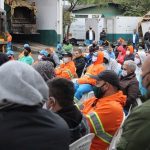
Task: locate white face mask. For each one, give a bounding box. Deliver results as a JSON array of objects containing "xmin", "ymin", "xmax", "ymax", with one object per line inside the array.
[
  {"xmin": 126, "ymin": 51, "xmax": 130, "ymax": 55},
  {"xmin": 134, "ymin": 58, "xmax": 141, "ymax": 65},
  {"xmin": 122, "ymin": 70, "xmax": 127, "ymax": 77},
  {"xmin": 63, "ymin": 57, "xmax": 69, "ymax": 63},
  {"xmin": 92, "ymin": 56, "xmax": 97, "ymax": 62},
  {"xmin": 38, "ymin": 55, "xmax": 43, "ymax": 60}
]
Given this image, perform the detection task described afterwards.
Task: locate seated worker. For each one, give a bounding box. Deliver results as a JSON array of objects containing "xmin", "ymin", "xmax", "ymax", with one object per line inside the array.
[
  {"xmin": 73, "ymin": 48, "xmax": 86, "ymax": 77},
  {"xmin": 46, "ymin": 47, "xmax": 60, "ymax": 67},
  {"xmin": 103, "ymin": 51, "xmax": 121, "ymax": 75},
  {"xmin": 18, "ymin": 44, "xmax": 31, "ymax": 59},
  {"xmin": 33, "ymin": 61, "xmax": 56, "ymax": 82},
  {"xmin": 124, "ymin": 45, "xmax": 135, "ymax": 61},
  {"xmin": 6, "ymin": 50, "xmax": 15, "ymax": 60},
  {"xmin": 81, "ymin": 70, "xmax": 126, "ymax": 150},
  {"xmin": 117, "ymin": 45, "xmax": 126, "ymax": 65},
  {"xmin": 19, "ymin": 47, "xmax": 34, "ymax": 65},
  {"xmin": 107, "ymin": 43, "xmax": 115, "ymax": 59},
  {"xmin": 0, "ymin": 61, "xmax": 70, "ymax": 150},
  {"xmin": 37, "ymin": 49, "xmax": 49, "ymax": 61},
  {"xmin": 5, "ymin": 32, "xmax": 12, "ymax": 52},
  {"xmin": 74, "ymin": 51, "xmax": 105, "ymax": 100},
  {"xmin": 63, "ymin": 40, "xmax": 73, "ymax": 53},
  {"xmin": 55, "ymin": 52, "xmax": 76, "ymax": 80},
  {"xmin": 46, "ymin": 78, "xmax": 89, "ymax": 143},
  {"xmin": 120, "ymin": 60, "xmax": 139, "ymax": 113}
]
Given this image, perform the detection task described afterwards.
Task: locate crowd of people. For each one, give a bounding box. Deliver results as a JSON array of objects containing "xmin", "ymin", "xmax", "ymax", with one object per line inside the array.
[{"xmin": 0, "ymin": 27, "xmax": 150, "ymax": 150}]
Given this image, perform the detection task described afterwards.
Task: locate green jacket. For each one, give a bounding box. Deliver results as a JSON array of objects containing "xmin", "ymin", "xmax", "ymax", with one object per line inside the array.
[{"xmin": 117, "ymin": 99, "xmax": 150, "ymax": 150}]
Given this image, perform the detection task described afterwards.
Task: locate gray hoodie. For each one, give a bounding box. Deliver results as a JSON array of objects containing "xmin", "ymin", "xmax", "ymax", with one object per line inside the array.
[{"xmin": 0, "ymin": 61, "xmax": 49, "ymax": 107}]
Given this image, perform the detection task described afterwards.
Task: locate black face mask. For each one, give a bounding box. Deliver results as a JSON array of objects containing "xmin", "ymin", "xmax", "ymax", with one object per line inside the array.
[
  {"xmin": 93, "ymin": 83, "xmax": 106, "ymax": 99},
  {"xmin": 24, "ymin": 51, "xmax": 29, "ymax": 56}
]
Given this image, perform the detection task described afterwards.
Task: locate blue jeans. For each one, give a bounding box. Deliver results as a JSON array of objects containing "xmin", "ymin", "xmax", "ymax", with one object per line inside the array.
[{"xmin": 74, "ymin": 83, "xmax": 93, "ymax": 100}]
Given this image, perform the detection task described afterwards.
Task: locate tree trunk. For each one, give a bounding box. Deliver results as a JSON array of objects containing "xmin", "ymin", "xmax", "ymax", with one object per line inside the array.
[{"xmin": 66, "ymin": 24, "xmax": 71, "ymax": 40}]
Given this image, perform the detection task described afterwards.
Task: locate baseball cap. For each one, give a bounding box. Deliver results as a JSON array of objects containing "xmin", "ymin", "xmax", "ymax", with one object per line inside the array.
[
  {"xmin": 62, "ymin": 52, "xmax": 72, "ymax": 57},
  {"xmin": 39, "ymin": 49, "xmax": 48, "ymax": 57},
  {"xmin": 90, "ymin": 70, "xmax": 120, "ymax": 89}
]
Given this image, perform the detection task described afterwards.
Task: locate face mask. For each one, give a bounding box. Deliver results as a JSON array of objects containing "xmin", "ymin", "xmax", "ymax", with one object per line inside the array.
[
  {"xmin": 92, "ymin": 56, "xmax": 97, "ymax": 62},
  {"xmin": 139, "ymin": 75, "xmax": 148, "ymax": 96},
  {"xmin": 122, "ymin": 70, "xmax": 127, "ymax": 77},
  {"xmin": 126, "ymin": 51, "xmax": 130, "ymax": 55},
  {"xmin": 93, "ymin": 84, "xmax": 105, "ymax": 99},
  {"xmin": 24, "ymin": 51, "xmax": 29, "ymax": 56},
  {"xmin": 63, "ymin": 57, "xmax": 69, "ymax": 63},
  {"xmin": 134, "ymin": 58, "xmax": 141, "ymax": 65},
  {"xmin": 38, "ymin": 55, "xmax": 43, "ymax": 60}
]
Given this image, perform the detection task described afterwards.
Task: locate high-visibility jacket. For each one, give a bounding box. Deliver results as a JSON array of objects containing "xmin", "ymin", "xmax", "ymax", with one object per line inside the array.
[
  {"xmin": 78, "ymin": 51, "xmax": 105, "ymax": 85},
  {"xmin": 55, "ymin": 61, "xmax": 76, "ymax": 80},
  {"xmin": 82, "ymin": 91, "xmax": 126, "ymax": 150},
  {"xmin": 7, "ymin": 34, "xmax": 12, "ymax": 42}
]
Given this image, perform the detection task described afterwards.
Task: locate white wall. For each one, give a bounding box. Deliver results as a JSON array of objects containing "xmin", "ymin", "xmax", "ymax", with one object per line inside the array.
[
  {"xmin": 28, "ymin": 0, "xmax": 63, "ymax": 35},
  {"xmin": 0, "ymin": 0, "xmax": 4, "ymax": 9}
]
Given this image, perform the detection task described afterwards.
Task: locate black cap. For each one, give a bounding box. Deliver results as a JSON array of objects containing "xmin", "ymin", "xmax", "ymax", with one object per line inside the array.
[
  {"xmin": 90, "ymin": 70, "xmax": 120, "ymax": 89},
  {"xmin": 62, "ymin": 52, "xmax": 72, "ymax": 57}
]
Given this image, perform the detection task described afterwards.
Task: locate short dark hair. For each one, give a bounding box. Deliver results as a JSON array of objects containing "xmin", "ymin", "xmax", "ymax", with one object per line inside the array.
[
  {"xmin": 24, "ymin": 47, "xmax": 31, "ymax": 53},
  {"xmin": 47, "ymin": 78, "xmax": 74, "ymax": 107},
  {"xmin": 74, "ymin": 48, "xmax": 82, "ymax": 54}
]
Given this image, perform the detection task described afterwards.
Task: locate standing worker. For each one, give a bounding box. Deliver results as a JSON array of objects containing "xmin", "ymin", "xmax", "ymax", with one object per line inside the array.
[
  {"xmin": 85, "ymin": 27, "xmax": 95, "ymax": 45},
  {"xmin": 5, "ymin": 32, "xmax": 12, "ymax": 52},
  {"xmin": 99, "ymin": 29, "xmax": 106, "ymax": 45}
]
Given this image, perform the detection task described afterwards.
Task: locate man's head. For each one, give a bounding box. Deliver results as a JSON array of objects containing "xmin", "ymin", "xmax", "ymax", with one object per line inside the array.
[
  {"xmin": 141, "ymin": 55, "xmax": 150, "ymax": 91},
  {"xmin": 24, "ymin": 47, "xmax": 31, "ymax": 57},
  {"xmin": 122, "ymin": 60, "xmax": 136, "ymax": 77},
  {"xmin": 62, "ymin": 52, "xmax": 72, "ymax": 63},
  {"xmin": 89, "ymin": 27, "xmax": 92, "ymax": 30},
  {"xmin": 46, "ymin": 47, "xmax": 54, "ymax": 55},
  {"xmin": 74, "ymin": 48, "xmax": 82, "ymax": 58},
  {"xmin": 38, "ymin": 49, "xmax": 48, "ymax": 61},
  {"xmin": 108, "ymin": 43, "xmax": 113, "ymax": 52},
  {"xmin": 33, "ymin": 61, "xmax": 55, "ymax": 82},
  {"xmin": 0, "ymin": 53, "xmax": 9, "ymax": 66},
  {"xmin": 91, "ymin": 70, "xmax": 120, "ymax": 99},
  {"xmin": 46, "ymin": 78, "xmax": 74, "ymax": 112},
  {"xmin": 103, "ymin": 51, "xmax": 110, "ymax": 64},
  {"xmin": 0, "ymin": 61, "xmax": 49, "ymax": 106}
]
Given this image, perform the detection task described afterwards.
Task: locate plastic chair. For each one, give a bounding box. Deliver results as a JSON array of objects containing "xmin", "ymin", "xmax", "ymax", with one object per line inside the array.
[
  {"xmin": 69, "ymin": 133, "xmax": 95, "ymax": 150},
  {"xmin": 108, "ymin": 113, "xmax": 126, "ymax": 150},
  {"xmin": 136, "ymin": 98, "xmax": 142, "ymax": 106}
]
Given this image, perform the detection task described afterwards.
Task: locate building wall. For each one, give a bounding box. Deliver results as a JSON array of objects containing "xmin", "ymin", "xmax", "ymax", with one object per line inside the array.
[
  {"xmin": 0, "ymin": 0, "xmax": 4, "ymax": 9},
  {"xmin": 28, "ymin": 0, "xmax": 63, "ymax": 46}
]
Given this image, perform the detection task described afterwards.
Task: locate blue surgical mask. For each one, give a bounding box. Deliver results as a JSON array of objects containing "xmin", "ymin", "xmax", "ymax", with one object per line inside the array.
[{"xmin": 139, "ymin": 76, "xmax": 148, "ymax": 96}]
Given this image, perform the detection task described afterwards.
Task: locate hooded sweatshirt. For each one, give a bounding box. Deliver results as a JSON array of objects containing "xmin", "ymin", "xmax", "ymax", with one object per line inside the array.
[
  {"xmin": 103, "ymin": 51, "xmax": 121, "ymax": 74},
  {"xmin": 82, "ymin": 91, "xmax": 126, "ymax": 150},
  {"xmin": 135, "ymin": 51, "xmax": 147, "ymax": 96},
  {"xmin": 78, "ymin": 51, "xmax": 105, "ymax": 85},
  {"xmin": 117, "ymin": 46, "xmax": 126, "ymax": 64},
  {"xmin": 124, "ymin": 45, "xmax": 135, "ymax": 61}
]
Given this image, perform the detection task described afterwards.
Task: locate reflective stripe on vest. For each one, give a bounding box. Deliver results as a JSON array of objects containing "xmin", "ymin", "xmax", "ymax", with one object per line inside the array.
[
  {"xmin": 87, "ymin": 112, "xmax": 113, "ymax": 144},
  {"xmin": 64, "ymin": 69, "xmax": 74, "ymax": 79}
]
